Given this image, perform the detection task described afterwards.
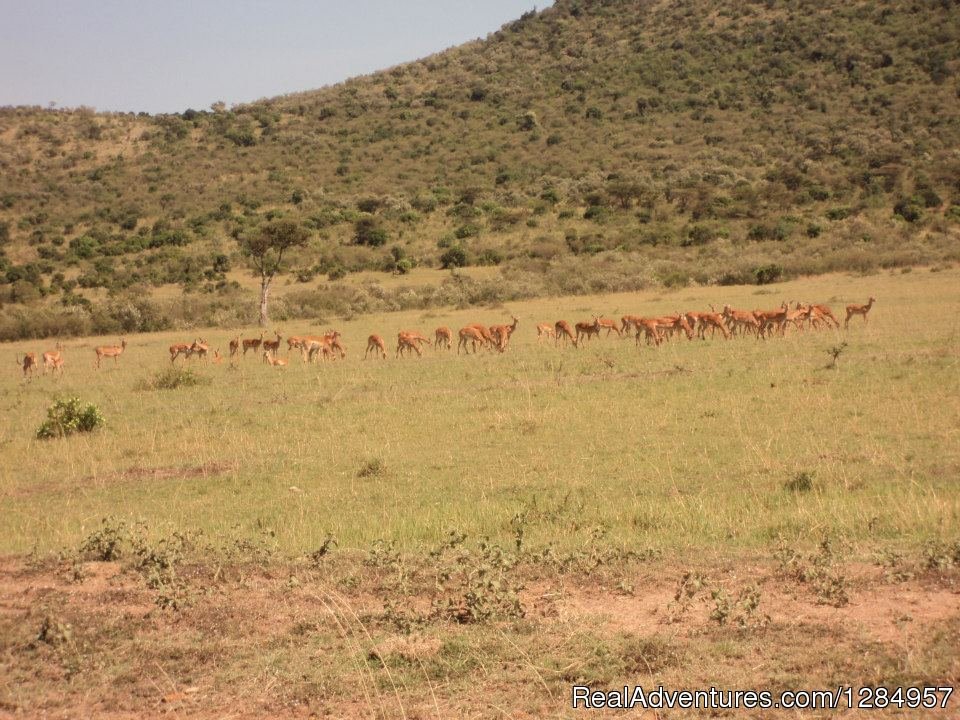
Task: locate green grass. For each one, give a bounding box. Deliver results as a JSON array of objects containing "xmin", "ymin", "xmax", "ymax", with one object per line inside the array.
[{"xmin": 2, "ymin": 269, "xmax": 958, "ymax": 557}]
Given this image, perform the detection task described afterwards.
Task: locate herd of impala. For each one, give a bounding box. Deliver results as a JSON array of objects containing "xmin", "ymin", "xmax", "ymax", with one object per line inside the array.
[{"xmin": 13, "ymin": 297, "xmax": 876, "ymax": 377}]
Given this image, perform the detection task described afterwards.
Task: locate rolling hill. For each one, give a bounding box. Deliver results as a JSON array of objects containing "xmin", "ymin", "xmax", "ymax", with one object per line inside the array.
[{"xmin": 1, "ymin": 0, "xmax": 958, "ymax": 338}]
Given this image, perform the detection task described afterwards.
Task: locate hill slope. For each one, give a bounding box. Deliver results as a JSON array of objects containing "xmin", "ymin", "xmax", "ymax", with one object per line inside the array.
[{"xmin": 1, "ymin": 0, "xmax": 959, "ymax": 337}]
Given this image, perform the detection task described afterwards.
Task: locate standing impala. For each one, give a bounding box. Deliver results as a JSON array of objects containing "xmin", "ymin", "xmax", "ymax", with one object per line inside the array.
[
  {"xmin": 42, "ymin": 342, "xmax": 64, "ymax": 373},
  {"xmin": 845, "ymin": 297, "xmax": 876, "ymax": 328},
  {"xmin": 94, "ymin": 339, "xmax": 127, "ymax": 369},
  {"xmin": 16, "ymin": 352, "xmax": 37, "ymax": 377}
]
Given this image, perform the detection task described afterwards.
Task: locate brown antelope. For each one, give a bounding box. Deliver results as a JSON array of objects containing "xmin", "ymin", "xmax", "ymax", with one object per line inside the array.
[
  {"xmin": 783, "ymin": 303, "xmax": 811, "ymax": 333},
  {"xmin": 16, "ymin": 352, "xmax": 37, "ymax": 377},
  {"xmin": 365, "ymin": 334, "xmax": 387, "ymax": 359},
  {"xmin": 555, "ymin": 320, "xmax": 578, "ymax": 347},
  {"xmin": 324, "ymin": 330, "xmax": 346, "ymax": 359},
  {"xmin": 169, "ymin": 342, "xmax": 193, "ymax": 363},
  {"xmin": 212, "ymin": 349, "xmax": 224, "ymax": 364},
  {"xmin": 620, "ymin": 315, "xmax": 645, "ymax": 334},
  {"xmin": 190, "ymin": 338, "xmax": 210, "ymax": 361},
  {"xmin": 301, "ymin": 336, "xmax": 333, "ymax": 363},
  {"xmin": 242, "ymin": 332, "xmax": 264, "ymax": 356},
  {"xmin": 753, "ymin": 304, "xmax": 788, "ymax": 339},
  {"xmin": 594, "ymin": 317, "xmax": 622, "ymax": 337},
  {"xmin": 694, "ymin": 312, "xmax": 730, "ymax": 340},
  {"xmin": 262, "ymin": 350, "xmax": 288, "ymax": 367},
  {"xmin": 722, "ymin": 305, "xmax": 761, "ymax": 337},
  {"xmin": 457, "ymin": 326, "xmax": 486, "ymax": 354},
  {"xmin": 575, "ymin": 319, "xmax": 601, "ymax": 345},
  {"xmin": 42, "ymin": 343, "xmax": 64, "ymax": 374},
  {"xmin": 262, "ymin": 332, "xmax": 282, "ymax": 356},
  {"xmin": 845, "ymin": 297, "xmax": 876, "ymax": 328},
  {"xmin": 654, "ymin": 314, "xmax": 694, "ymax": 340},
  {"xmin": 489, "ymin": 316, "xmax": 519, "ymax": 352},
  {"xmin": 229, "ymin": 335, "xmax": 241, "ymax": 357},
  {"xmin": 286, "ymin": 336, "xmax": 304, "ymax": 353},
  {"xmin": 465, "ymin": 323, "xmax": 496, "ymax": 349},
  {"xmin": 94, "ymin": 339, "xmax": 127, "ymax": 369},
  {"xmin": 634, "ymin": 319, "xmax": 663, "ymax": 347},
  {"xmin": 806, "ymin": 302, "xmax": 841, "ymax": 329},
  {"xmin": 536, "ymin": 323, "xmax": 555, "ymax": 342},
  {"xmin": 435, "ymin": 327, "xmax": 453, "ymax": 350},
  {"xmin": 397, "ymin": 331, "xmax": 430, "ymax": 358}
]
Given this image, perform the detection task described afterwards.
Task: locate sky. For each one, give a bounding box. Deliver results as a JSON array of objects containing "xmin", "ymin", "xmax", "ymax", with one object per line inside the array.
[{"xmin": 0, "ymin": 0, "xmax": 549, "ymax": 115}]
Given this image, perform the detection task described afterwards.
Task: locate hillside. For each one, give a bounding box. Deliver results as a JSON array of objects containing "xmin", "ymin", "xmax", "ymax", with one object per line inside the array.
[{"xmin": 1, "ymin": 0, "xmax": 959, "ymax": 338}]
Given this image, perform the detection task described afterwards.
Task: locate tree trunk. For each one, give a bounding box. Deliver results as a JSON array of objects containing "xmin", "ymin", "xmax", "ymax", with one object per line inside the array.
[{"xmin": 259, "ymin": 275, "xmax": 271, "ymax": 327}]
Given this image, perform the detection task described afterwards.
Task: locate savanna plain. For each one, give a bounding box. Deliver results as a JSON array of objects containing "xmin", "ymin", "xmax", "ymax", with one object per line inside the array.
[{"xmin": 1, "ymin": 268, "xmax": 958, "ymax": 718}]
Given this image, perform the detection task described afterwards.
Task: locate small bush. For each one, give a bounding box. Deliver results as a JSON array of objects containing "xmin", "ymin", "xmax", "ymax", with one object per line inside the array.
[
  {"xmin": 440, "ymin": 245, "xmax": 468, "ymax": 269},
  {"xmin": 36, "ymin": 397, "xmax": 105, "ymax": 439},
  {"xmin": 785, "ymin": 471, "xmax": 814, "ymax": 493},
  {"xmin": 138, "ymin": 366, "xmax": 209, "ymax": 391}
]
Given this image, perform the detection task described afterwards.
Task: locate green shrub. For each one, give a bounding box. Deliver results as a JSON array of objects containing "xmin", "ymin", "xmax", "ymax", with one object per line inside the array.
[
  {"xmin": 440, "ymin": 245, "xmax": 468, "ymax": 269},
  {"xmin": 138, "ymin": 366, "xmax": 209, "ymax": 391},
  {"xmin": 893, "ymin": 198, "xmax": 923, "ymax": 223},
  {"xmin": 36, "ymin": 397, "xmax": 105, "ymax": 439}
]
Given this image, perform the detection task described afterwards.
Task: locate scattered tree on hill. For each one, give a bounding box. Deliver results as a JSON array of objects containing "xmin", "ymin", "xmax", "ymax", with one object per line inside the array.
[{"xmin": 234, "ymin": 219, "xmax": 310, "ymax": 326}]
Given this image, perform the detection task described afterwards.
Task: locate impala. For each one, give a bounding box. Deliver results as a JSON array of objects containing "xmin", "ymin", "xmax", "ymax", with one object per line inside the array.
[
  {"xmin": 301, "ymin": 336, "xmax": 333, "ymax": 363},
  {"xmin": 262, "ymin": 350, "xmax": 288, "ymax": 367},
  {"xmin": 807, "ymin": 302, "xmax": 841, "ymax": 329},
  {"xmin": 457, "ymin": 326, "xmax": 486, "ymax": 354},
  {"xmin": 434, "ymin": 327, "xmax": 453, "ymax": 350},
  {"xmin": 845, "ymin": 297, "xmax": 876, "ymax": 328},
  {"xmin": 94, "ymin": 339, "xmax": 127, "ymax": 369},
  {"xmin": 465, "ymin": 323, "xmax": 496, "ymax": 348},
  {"xmin": 212, "ymin": 349, "xmax": 224, "ymax": 364},
  {"xmin": 594, "ymin": 316, "xmax": 622, "ymax": 337},
  {"xmin": 42, "ymin": 343, "xmax": 64, "ymax": 374},
  {"xmin": 190, "ymin": 338, "xmax": 210, "ymax": 361},
  {"xmin": 555, "ymin": 320, "xmax": 578, "ymax": 347},
  {"xmin": 242, "ymin": 332, "xmax": 264, "ymax": 356},
  {"xmin": 365, "ymin": 334, "xmax": 387, "ymax": 359},
  {"xmin": 229, "ymin": 335, "xmax": 241, "ymax": 357},
  {"xmin": 262, "ymin": 332, "xmax": 283, "ymax": 355},
  {"xmin": 489, "ymin": 317, "xmax": 519, "ymax": 352},
  {"xmin": 396, "ymin": 331, "xmax": 430, "ymax": 358},
  {"xmin": 722, "ymin": 305, "xmax": 760, "ymax": 337},
  {"xmin": 169, "ymin": 342, "xmax": 194, "ymax": 363},
  {"xmin": 536, "ymin": 323, "xmax": 555, "ymax": 341},
  {"xmin": 694, "ymin": 312, "xmax": 730, "ymax": 340},
  {"xmin": 286, "ymin": 336, "xmax": 304, "ymax": 353},
  {"xmin": 634, "ymin": 318, "xmax": 663, "ymax": 347},
  {"xmin": 16, "ymin": 352, "xmax": 37, "ymax": 377},
  {"xmin": 575, "ymin": 319, "xmax": 601, "ymax": 345}
]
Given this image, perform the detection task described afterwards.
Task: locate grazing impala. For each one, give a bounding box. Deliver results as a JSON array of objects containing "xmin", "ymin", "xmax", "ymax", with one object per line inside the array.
[
  {"xmin": 594, "ymin": 317, "xmax": 622, "ymax": 337},
  {"xmin": 457, "ymin": 326, "xmax": 486, "ymax": 354},
  {"xmin": 620, "ymin": 315, "xmax": 645, "ymax": 334},
  {"xmin": 575, "ymin": 319, "xmax": 601, "ymax": 345},
  {"xmin": 536, "ymin": 323, "xmax": 555, "ymax": 341},
  {"xmin": 229, "ymin": 335, "xmax": 241, "ymax": 357},
  {"xmin": 722, "ymin": 305, "xmax": 761, "ymax": 337},
  {"xmin": 555, "ymin": 320, "xmax": 578, "ymax": 347},
  {"xmin": 300, "ymin": 335, "xmax": 334, "ymax": 363},
  {"xmin": 465, "ymin": 324, "xmax": 496, "ymax": 348},
  {"xmin": 94, "ymin": 339, "xmax": 127, "ymax": 369},
  {"xmin": 753, "ymin": 304, "xmax": 788, "ymax": 339},
  {"xmin": 242, "ymin": 332, "xmax": 264, "ymax": 356},
  {"xmin": 694, "ymin": 312, "xmax": 730, "ymax": 340},
  {"xmin": 365, "ymin": 334, "xmax": 387, "ymax": 359},
  {"xmin": 190, "ymin": 338, "xmax": 210, "ymax": 361},
  {"xmin": 804, "ymin": 302, "xmax": 840, "ymax": 329},
  {"xmin": 169, "ymin": 341, "xmax": 194, "ymax": 363},
  {"xmin": 845, "ymin": 297, "xmax": 876, "ymax": 328},
  {"xmin": 397, "ymin": 331, "xmax": 430, "ymax": 358},
  {"xmin": 634, "ymin": 319, "xmax": 663, "ymax": 347},
  {"xmin": 16, "ymin": 352, "xmax": 37, "ymax": 377},
  {"xmin": 286, "ymin": 336, "xmax": 304, "ymax": 353},
  {"xmin": 435, "ymin": 327, "xmax": 453, "ymax": 350},
  {"xmin": 42, "ymin": 343, "xmax": 64, "ymax": 373}
]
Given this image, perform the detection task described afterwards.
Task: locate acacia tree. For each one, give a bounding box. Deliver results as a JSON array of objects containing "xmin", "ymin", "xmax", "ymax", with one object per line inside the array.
[{"xmin": 235, "ymin": 219, "xmax": 309, "ymax": 326}]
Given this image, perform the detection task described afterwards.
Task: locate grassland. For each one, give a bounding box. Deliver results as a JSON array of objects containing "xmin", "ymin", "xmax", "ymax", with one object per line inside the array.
[
  {"xmin": 1, "ymin": 0, "xmax": 959, "ymax": 340},
  {"xmin": 1, "ymin": 269, "xmax": 959, "ymax": 717}
]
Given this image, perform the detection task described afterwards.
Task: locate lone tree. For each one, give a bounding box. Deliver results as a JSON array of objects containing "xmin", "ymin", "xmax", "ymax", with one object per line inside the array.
[{"xmin": 235, "ymin": 219, "xmax": 310, "ymax": 326}]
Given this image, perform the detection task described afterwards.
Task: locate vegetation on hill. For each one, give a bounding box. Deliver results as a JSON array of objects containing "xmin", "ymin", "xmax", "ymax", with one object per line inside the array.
[{"xmin": 1, "ymin": 0, "xmax": 958, "ymax": 338}]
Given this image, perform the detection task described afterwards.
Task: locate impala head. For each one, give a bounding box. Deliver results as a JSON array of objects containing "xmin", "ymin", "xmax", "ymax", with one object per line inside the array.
[{"xmin": 869, "ymin": 296, "xmax": 876, "ymax": 304}]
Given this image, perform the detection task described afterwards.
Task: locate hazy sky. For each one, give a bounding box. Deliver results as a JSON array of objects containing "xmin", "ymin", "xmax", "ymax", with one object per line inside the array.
[{"xmin": 0, "ymin": 1, "xmax": 549, "ymax": 114}]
